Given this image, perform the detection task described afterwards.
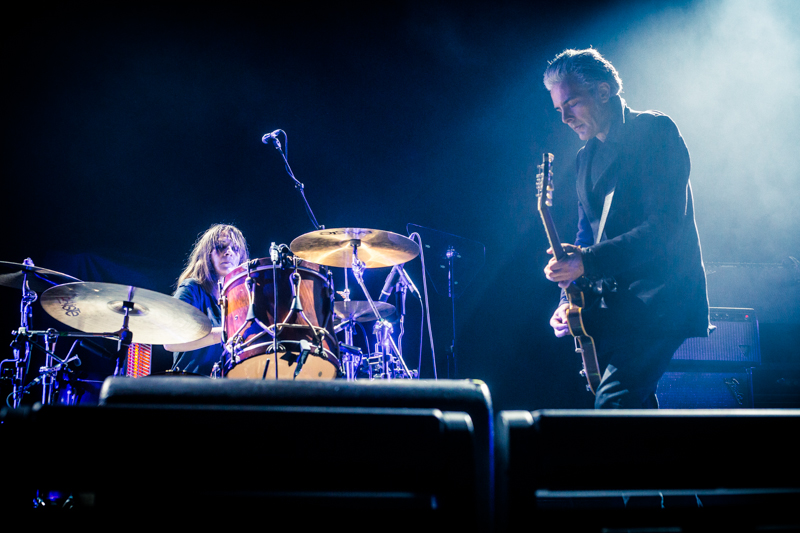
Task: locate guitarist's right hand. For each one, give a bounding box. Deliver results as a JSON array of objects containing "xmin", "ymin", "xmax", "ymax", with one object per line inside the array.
[{"xmin": 550, "ymin": 302, "xmax": 571, "ymax": 338}]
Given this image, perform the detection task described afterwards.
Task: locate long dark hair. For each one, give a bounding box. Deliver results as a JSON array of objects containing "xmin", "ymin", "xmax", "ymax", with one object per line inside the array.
[{"xmin": 177, "ymin": 224, "xmax": 249, "ymax": 297}]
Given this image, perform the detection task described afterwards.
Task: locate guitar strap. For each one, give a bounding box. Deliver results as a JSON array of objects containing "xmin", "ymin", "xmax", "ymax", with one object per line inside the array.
[
  {"xmin": 595, "ymin": 188, "xmax": 615, "ymax": 245},
  {"xmin": 594, "ymin": 188, "xmax": 615, "ymax": 309}
]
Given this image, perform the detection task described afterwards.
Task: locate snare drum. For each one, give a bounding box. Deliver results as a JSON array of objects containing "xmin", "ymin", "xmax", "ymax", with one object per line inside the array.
[{"xmin": 220, "ymin": 255, "xmax": 340, "ymax": 380}]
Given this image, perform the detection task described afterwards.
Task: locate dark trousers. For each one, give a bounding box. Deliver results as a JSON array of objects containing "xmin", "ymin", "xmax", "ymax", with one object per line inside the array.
[{"xmin": 594, "ymin": 335, "xmax": 686, "ymax": 409}]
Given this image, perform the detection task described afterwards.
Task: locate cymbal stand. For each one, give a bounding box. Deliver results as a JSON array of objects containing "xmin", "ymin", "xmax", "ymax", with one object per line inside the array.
[
  {"xmin": 348, "ymin": 242, "xmax": 412, "ymax": 379},
  {"xmin": 41, "ymin": 329, "xmax": 58, "ymax": 404},
  {"xmin": 337, "ymin": 268, "xmax": 362, "ymax": 380},
  {"xmin": 116, "ymin": 286, "xmax": 136, "ymax": 353},
  {"xmin": 7, "ymin": 259, "xmax": 37, "ymax": 408},
  {"xmin": 9, "ymin": 329, "xmax": 84, "ymax": 406}
]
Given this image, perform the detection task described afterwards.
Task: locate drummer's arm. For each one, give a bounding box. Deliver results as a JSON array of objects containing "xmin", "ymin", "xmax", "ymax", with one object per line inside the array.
[{"xmin": 164, "ymin": 327, "xmax": 223, "ymax": 353}]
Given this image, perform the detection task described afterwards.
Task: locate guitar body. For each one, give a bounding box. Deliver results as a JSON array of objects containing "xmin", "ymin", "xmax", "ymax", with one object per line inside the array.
[
  {"xmin": 564, "ymin": 286, "xmax": 602, "ymax": 394},
  {"xmin": 537, "ymin": 153, "xmax": 603, "ymax": 395}
]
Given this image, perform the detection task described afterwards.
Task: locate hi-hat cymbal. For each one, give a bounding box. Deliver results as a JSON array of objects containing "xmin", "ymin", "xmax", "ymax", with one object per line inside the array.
[
  {"xmin": 0, "ymin": 261, "xmax": 80, "ymax": 294},
  {"xmin": 290, "ymin": 228, "xmax": 418, "ymax": 269},
  {"xmin": 41, "ymin": 282, "xmax": 211, "ymax": 345},
  {"xmin": 334, "ymin": 300, "xmax": 395, "ymax": 323}
]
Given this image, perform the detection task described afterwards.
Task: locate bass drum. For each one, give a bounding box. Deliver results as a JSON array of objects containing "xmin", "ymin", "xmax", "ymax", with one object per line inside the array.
[{"xmin": 220, "ymin": 255, "xmax": 340, "ymax": 380}]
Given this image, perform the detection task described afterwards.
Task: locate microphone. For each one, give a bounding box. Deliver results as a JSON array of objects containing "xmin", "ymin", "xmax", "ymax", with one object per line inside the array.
[
  {"xmin": 262, "ymin": 130, "xmax": 282, "ymax": 143},
  {"xmin": 294, "ymin": 339, "xmax": 313, "ymax": 379},
  {"xmin": 396, "ymin": 265, "xmax": 421, "ymax": 298},
  {"xmin": 379, "ymin": 265, "xmax": 400, "ymax": 302}
]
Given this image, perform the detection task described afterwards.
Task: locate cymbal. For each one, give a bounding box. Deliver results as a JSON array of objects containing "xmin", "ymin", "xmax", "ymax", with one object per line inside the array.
[
  {"xmin": 0, "ymin": 261, "xmax": 80, "ymax": 294},
  {"xmin": 41, "ymin": 282, "xmax": 212, "ymax": 345},
  {"xmin": 334, "ymin": 300, "xmax": 395, "ymax": 323},
  {"xmin": 290, "ymin": 228, "xmax": 418, "ymax": 269}
]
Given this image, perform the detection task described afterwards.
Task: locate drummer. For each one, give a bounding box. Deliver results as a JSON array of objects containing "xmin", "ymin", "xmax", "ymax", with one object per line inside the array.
[{"xmin": 164, "ymin": 224, "xmax": 249, "ymax": 376}]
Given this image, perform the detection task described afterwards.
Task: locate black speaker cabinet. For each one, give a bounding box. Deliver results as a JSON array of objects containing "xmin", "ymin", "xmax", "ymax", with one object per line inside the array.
[
  {"xmin": 659, "ymin": 308, "xmax": 760, "ymax": 408},
  {"xmin": 658, "ymin": 371, "xmax": 751, "ymax": 408},
  {"xmin": 495, "ymin": 409, "xmax": 800, "ymax": 532},
  {"xmin": 2, "ymin": 399, "xmax": 482, "ymax": 528},
  {"xmin": 672, "ymin": 307, "xmax": 761, "ymax": 365},
  {"xmin": 59, "ymin": 377, "xmax": 494, "ymax": 526}
]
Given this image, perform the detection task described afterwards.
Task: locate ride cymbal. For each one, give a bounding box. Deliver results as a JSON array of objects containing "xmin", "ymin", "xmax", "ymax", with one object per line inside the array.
[{"xmin": 290, "ymin": 228, "xmax": 418, "ymax": 269}]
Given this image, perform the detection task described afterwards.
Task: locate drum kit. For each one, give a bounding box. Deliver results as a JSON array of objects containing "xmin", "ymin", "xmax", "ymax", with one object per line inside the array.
[{"xmin": 1, "ymin": 227, "xmax": 423, "ymax": 408}]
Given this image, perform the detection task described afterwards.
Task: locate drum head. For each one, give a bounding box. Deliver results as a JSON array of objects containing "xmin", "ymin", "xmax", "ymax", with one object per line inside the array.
[{"xmin": 226, "ymin": 348, "xmax": 338, "ymax": 380}]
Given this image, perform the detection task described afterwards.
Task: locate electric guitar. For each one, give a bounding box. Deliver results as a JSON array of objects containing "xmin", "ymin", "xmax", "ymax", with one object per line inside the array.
[{"xmin": 536, "ymin": 153, "xmax": 602, "ymax": 394}]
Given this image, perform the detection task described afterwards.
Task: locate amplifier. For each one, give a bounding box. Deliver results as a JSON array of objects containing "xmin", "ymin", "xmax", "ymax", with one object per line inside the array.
[
  {"xmin": 672, "ymin": 307, "xmax": 760, "ymax": 367},
  {"xmin": 657, "ymin": 371, "xmax": 752, "ymax": 408},
  {"xmin": 659, "ymin": 308, "xmax": 760, "ymax": 408}
]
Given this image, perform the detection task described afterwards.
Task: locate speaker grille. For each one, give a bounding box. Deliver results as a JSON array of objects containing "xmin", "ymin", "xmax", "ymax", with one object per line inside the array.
[
  {"xmin": 657, "ymin": 371, "xmax": 751, "ymax": 408},
  {"xmin": 672, "ymin": 307, "xmax": 760, "ymax": 364}
]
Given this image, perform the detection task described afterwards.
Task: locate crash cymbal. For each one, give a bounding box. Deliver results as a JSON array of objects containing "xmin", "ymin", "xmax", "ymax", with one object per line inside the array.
[
  {"xmin": 290, "ymin": 228, "xmax": 419, "ymax": 269},
  {"xmin": 334, "ymin": 300, "xmax": 395, "ymax": 323},
  {"xmin": 0, "ymin": 261, "xmax": 81, "ymax": 294},
  {"xmin": 41, "ymin": 282, "xmax": 211, "ymax": 345}
]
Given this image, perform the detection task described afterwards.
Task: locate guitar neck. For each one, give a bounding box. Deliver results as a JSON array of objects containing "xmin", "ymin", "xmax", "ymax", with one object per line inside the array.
[
  {"xmin": 540, "ymin": 210, "xmax": 568, "ymax": 263},
  {"xmin": 537, "ymin": 152, "xmax": 570, "ymax": 263}
]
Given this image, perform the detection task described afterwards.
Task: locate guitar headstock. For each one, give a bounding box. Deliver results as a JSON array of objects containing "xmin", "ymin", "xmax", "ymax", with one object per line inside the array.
[{"xmin": 536, "ymin": 153, "xmax": 555, "ymax": 213}]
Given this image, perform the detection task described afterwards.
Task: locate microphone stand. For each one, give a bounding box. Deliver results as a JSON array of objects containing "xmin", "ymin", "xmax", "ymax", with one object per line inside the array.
[
  {"xmin": 263, "ymin": 130, "xmax": 323, "ymax": 232},
  {"xmin": 446, "ymin": 246, "xmax": 457, "ymax": 379},
  {"xmin": 263, "ymin": 130, "xmax": 330, "ymax": 379}
]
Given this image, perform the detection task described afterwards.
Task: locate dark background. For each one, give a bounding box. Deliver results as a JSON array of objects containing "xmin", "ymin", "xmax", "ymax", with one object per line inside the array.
[{"xmin": 3, "ymin": 1, "xmax": 798, "ymax": 410}]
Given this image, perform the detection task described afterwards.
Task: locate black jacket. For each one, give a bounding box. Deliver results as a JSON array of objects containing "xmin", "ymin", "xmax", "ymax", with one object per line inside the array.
[{"xmin": 571, "ymin": 97, "xmax": 711, "ymax": 340}]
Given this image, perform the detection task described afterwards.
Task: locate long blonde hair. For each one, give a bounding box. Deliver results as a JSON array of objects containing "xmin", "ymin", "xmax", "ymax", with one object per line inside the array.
[{"xmin": 177, "ymin": 224, "xmax": 249, "ymax": 297}]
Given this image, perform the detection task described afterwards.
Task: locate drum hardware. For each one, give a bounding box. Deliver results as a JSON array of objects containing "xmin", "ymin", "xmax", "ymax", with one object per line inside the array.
[
  {"xmin": 267, "ymin": 242, "xmax": 280, "ymax": 380},
  {"xmin": 264, "ymin": 128, "xmax": 422, "ymax": 379},
  {"xmin": 334, "ymin": 300, "xmax": 396, "ymax": 380},
  {"xmin": 1, "ymin": 259, "xmax": 82, "ymax": 408},
  {"xmin": 369, "ymin": 319, "xmax": 415, "ymax": 379},
  {"xmin": 293, "ymin": 339, "xmax": 322, "ymax": 378},
  {"xmin": 222, "ymin": 259, "xmax": 275, "ymax": 365},
  {"xmin": 338, "ymin": 342, "xmax": 364, "ymax": 380},
  {"xmin": 220, "ymin": 255, "xmax": 339, "ymax": 380},
  {"xmin": 8, "ymin": 328, "xmax": 82, "ymax": 405},
  {"xmin": 20, "ymin": 282, "xmax": 211, "ymax": 405},
  {"xmin": 291, "ymin": 227, "xmax": 425, "ymax": 380},
  {"xmin": 222, "ymin": 264, "xmax": 331, "ymax": 375},
  {"xmin": 346, "ymin": 239, "xmax": 415, "ymax": 380}
]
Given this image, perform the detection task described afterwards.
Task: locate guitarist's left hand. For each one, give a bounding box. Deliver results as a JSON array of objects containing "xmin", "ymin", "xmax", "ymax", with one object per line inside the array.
[{"xmin": 545, "ymin": 243, "xmax": 585, "ymax": 289}]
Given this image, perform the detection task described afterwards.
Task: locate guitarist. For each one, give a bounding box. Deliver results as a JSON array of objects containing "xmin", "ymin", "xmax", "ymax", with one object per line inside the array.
[{"xmin": 542, "ymin": 48, "xmax": 712, "ymax": 409}]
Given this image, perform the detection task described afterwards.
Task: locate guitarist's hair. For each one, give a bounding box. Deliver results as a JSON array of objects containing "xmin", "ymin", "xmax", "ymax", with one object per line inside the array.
[{"xmin": 543, "ymin": 48, "xmax": 623, "ymax": 97}]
